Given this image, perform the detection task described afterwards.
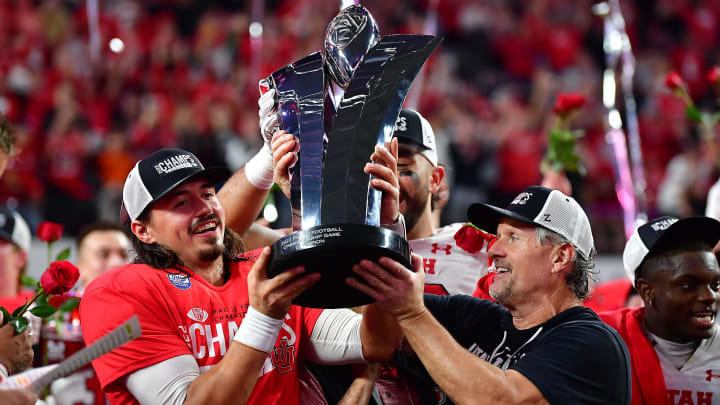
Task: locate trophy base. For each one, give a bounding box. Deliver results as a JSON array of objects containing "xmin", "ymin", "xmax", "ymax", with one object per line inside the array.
[{"xmin": 267, "ymin": 223, "xmax": 411, "ymax": 308}]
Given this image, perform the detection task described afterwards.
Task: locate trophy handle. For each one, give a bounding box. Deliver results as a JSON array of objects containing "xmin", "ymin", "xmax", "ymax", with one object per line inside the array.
[
  {"xmin": 269, "ymin": 52, "xmax": 326, "ymax": 231},
  {"xmin": 322, "ymin": 35, "xmax": 443, "ymax": 226}
]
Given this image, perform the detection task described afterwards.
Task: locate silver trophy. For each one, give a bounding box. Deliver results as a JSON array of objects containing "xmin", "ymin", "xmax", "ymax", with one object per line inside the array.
[{"xmin": 264, "ymin": 4, "xmax": 441, "ymax": 308}]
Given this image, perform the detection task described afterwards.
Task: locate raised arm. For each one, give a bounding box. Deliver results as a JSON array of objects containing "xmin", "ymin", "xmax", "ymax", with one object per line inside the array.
[{"xmin": 218, "ymin": 88, "xmax": 281, "ymax": 235}]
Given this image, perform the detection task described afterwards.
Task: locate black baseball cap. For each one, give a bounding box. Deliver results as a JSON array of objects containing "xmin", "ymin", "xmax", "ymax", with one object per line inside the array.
[
  {"xmin": 623, "ymin": 216, "xmax": 720, "ymax": 284},
  {"xmin": 121, "ymin": 149, "xmax": 231, "ymax": 222},
  {"xmin": 392, "ymin": 109, "xmax": 437, "ymax": 166},
  {"xmin": 467, "ymin": 185, "xmax": 594, "ymax": 259},
  {"xmin": 0, "ymin": 208, "xmax": 30, "ymax": 253}
]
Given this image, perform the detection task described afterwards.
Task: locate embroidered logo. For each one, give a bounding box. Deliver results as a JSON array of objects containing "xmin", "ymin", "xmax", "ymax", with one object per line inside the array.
[
  {"xmin": 168, "ymin": 273, "xmax": 192, "ymax": 290},
  {"xmin": 187, "ymin": 308, "xmax": 208, "ymax": 322},
  {"xmin": 394, "ymin": 115, "xmax": 407, "ymax": 132},
  {"xmin": 154, "ymin": 154, "xmax": 199, "ymax": 175},
  {"xmin": 511, "ymin": 192, "xmax": 532, "ymax": 205},
  {"xmin": 650, "ymin": 218, "xmax": 678, "ymax": 232}
]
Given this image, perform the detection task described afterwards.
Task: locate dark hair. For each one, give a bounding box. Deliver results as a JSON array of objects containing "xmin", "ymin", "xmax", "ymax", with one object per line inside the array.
[
  {"xmin": 76, "ymin": 221, "xmax": 129, "ymax": 251},
  {"xmin": 127, "ymin": 212, "xmax": 246, "ymax": 276},
  {"xmin": 637, "ymin": 239, "xmax": 713, "ymax": 281}
]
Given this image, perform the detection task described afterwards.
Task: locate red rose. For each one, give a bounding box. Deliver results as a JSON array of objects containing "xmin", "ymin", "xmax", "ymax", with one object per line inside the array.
[
  {"xmin": 48, "ymin": 294, "xmax": 75, "ymax": 309},
  {"xmin": 41, "ymin": 261, "xmax": 80, "ymax": 295},
  {"xmin": 707, "ymin": 66, "xmax": 720, "ymax": 84},
  {"xmin": 665, "ymin": 71, "xmax": 685, "ymax": 90},
  {"xmin": 552, "ymin": 93, "xmax": 586, "ymax": 116},
  {"xmin": 454, "ymin": 224, "xmax": 492, "ymax": 254},
  {"xmin": 37, "ymin": 221, "xmax": 64, "ymax": 242}
]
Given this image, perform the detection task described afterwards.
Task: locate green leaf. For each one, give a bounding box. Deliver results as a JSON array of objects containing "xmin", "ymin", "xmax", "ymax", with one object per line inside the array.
[
  {"xmin": 36, "ymin": 294, "xmax": 48, "ymax": 305},
  {"xmin": 59, "ymin": 298, "xmax": 80, "ymax": 312},
  {"xmin": 11, "ymin": 299, "xmax": 28, "ymax": 317},
  {"xmin": 0, "ymin": 307, "xmax": 11, "ymax": 325},
  {"xmin": 54, "ymin": 247, "xmax": 71, "ymax": 262},
  {"xmin": 20, "ymin": 275, "xmax": 38, "ymax": 290},
  {"xmin": 29, "ymin": 304, "xmax": 58, "ymax": 318},
  {"xmin": 10, "ymin": 317, "xmax": 29, "ymax": 334},
  {"xmin": 686, "ymin": 105, "xmax": 702, "ymax": 122}
]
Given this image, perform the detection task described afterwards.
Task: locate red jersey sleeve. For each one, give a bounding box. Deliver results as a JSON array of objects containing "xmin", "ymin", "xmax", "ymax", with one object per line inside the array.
[{"xmin": 80, "ymin": 268, "xmax": 191, "ymax": 390}]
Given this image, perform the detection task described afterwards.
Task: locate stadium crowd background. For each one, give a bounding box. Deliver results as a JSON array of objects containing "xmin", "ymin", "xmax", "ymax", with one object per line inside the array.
[{"xmin": 0, "ymin": 0, "xmax": 718, "ymax": 261}]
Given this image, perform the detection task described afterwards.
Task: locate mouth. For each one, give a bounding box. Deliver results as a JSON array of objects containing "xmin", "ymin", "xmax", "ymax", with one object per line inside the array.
[
  {"xmin": 191, "ymin": 219, "xmax": 220, "ymax": 236},
  {"xmin": 689, "ymin": 311, "xmax": 716, "ymax": 328},
  {"xmin": 493, "ymin": 263, "xmax": 511, "ymax": 277}
]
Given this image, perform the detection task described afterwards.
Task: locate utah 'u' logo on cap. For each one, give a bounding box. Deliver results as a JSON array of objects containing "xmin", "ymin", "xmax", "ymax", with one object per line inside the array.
[{"xmin": 511, "ymin": 192, "xmax": 533, "ymax": 205}]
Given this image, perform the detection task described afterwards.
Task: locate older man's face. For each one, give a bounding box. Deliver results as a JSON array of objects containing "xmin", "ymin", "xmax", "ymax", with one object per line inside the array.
[{"xmin": 487, "ymin": 218, "xmax": 555, "ymax": 308}]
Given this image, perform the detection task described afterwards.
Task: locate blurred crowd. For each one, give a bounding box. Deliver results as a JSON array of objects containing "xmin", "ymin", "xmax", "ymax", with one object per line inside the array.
[{"xmin": 1, "ymin": 0, "xmax": 719, "ymax": 253}]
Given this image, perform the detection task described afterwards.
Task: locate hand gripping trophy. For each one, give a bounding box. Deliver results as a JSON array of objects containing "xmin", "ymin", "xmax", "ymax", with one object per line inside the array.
[{"xmin": 262, "ymin": 4, "xmax": 441, "ymax": 308}]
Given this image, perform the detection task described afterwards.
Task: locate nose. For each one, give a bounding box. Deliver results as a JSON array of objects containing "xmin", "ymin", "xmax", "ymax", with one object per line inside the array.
[
  {"xmin": 487, "ymin": 236, "xmax": 503, "ymax": 260},
  {"xmin": 698, "ymin": 284, "xmax": 719, "ymax": 305}
]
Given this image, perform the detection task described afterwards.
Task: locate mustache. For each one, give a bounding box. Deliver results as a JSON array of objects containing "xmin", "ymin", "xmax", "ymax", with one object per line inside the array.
[
  {"xmin": 493, "ymin": 259, "xmax": 512, "ymax": 270},
  {"xmin": 189, "ymin": 213, "xmax": 221, "ymax": 233}
]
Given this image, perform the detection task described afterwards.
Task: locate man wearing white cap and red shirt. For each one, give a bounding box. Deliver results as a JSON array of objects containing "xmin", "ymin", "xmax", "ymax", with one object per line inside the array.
[
  {"xmin": 80, "ymin": 148, "xmax": 402, "ymax": 404},
  {"xmin": 348, "ymin": 185, "xmax": 631, "ymax": 404},
  {"xmin": 599, "ymin": 216, "xmax": 720, "ymax": 405},
  {"xmin": 0, "ymin": 208, "xmax": 35, "ymax": 386}
]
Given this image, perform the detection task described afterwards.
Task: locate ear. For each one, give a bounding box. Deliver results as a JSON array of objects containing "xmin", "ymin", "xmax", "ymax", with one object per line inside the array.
[
  {"xmin": 550, "ymin": 243, "xmax": 575, "ymax": 274},
  {"xmin": 635, "ymin": 278, "xmax": 653, "ymax": 306},
  {"xmin": 131, "ymin": 220, "xmax": 155, "ymax": 244},
  {"xmin": 15, "ymin": 248, "xmax": 27, "ymax": 269},
  {"xmin": 428, "ymin": 165, "xmax": 446, "ymax": 195}
]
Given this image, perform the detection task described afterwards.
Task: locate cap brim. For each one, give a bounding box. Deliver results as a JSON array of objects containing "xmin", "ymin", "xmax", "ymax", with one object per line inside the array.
[
  {"xmin": 467, "ymin": 203, "xmax": 537, "ymax": 235},
  {"xmin": 650, "ymin": 216, "xmax": 720, "ymax": 254}
]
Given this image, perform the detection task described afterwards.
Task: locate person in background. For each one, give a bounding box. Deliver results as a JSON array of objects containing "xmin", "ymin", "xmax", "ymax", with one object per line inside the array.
[
  {"xmin": 0, "ymin": 206, "xmax": 37, "ymax": 404},
  {"xmin": 39, "ymin": 222, "xmax": 132, "ymax": 405},
  {"xmin": 599, "ymin": 216, "xmax": 720, "ymax": 405}
]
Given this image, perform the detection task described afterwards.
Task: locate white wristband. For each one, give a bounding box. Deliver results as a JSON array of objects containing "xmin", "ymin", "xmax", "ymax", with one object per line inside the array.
[
  {"xmin": 0, "ymin": 361, "xmax": 8, "ymax": 381},
  {"xmin": 234, "ymin": 306, "xmax": 284, "ymax": 353},
  {"xmin": 244, "ymin": 143, "xmax": 275, "ymax": 190}
]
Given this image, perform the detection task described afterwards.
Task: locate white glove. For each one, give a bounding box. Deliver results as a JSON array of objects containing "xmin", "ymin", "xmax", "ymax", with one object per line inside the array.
[{"xmin": 258, "ymin": 79, "xmax": 279, "ymax": 146}]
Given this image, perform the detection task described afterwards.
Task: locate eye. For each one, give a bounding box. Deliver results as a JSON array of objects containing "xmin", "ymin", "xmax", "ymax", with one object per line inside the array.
[
  {"xmin": 508, "ymin": 235, "xmax": 519, "ymax": 243},
  {"xmin": 679, "ymin": 283, "xmax": 693, "ymax": 290},
  {"xmin": 711, "ymin": 281, "xmax": 720, "ymax": 292},
  {"xmin": 174, "ymin": 200, "xmax": 188, "ymax": 208}
]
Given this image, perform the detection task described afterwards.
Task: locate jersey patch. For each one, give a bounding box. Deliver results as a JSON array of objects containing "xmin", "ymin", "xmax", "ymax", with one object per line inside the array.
[{"xmin": 167, "ymin": 273, "xmax": 192, "ymax": 290}]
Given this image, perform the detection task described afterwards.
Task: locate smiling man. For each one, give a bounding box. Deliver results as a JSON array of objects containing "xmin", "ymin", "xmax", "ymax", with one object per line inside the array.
[
  {"xmin": 599, "ymin": 216, "xmax": 720, "ymax": 405},
  {"xmin": 348, "ymin": 185, "xmax": 631, "ymax": 405},
  {"xmin": 80, "ymin": 148, "xmax": 401, "ymax": 405}
]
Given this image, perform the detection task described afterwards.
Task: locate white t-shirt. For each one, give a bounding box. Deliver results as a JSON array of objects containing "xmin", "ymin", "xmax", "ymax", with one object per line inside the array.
[{"xmin": 410, "ymin": 223, "xmax": 489, "ymax": 296}]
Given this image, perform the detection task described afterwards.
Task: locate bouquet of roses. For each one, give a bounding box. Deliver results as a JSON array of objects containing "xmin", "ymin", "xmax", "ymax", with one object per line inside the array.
[
  {"xmin": 0, "ymin": 221, "xmax": 80, "ymax": 334},
  {"xmin": 542, "ymin": 92, "xmax": 587, "ymax": 175}
]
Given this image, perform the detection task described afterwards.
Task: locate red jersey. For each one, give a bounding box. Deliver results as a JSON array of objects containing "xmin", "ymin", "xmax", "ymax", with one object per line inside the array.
[{"xmin": 80, "ymin": 258, "xmax": 322, "ymax": 405}]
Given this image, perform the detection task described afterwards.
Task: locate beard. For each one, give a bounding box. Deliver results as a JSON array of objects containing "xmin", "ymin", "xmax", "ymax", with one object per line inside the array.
[
  {"xmin": 489, "ymin": 274, "xmax": 513, "ymax": 306},
  {"xmin": 197, "ymin": 235, "xmax": 225, "ymax": 262},
  {"xmin": 401, "ymin": 177, "xmax": 430, "ymax": 235}
]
